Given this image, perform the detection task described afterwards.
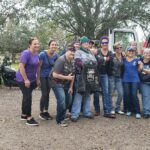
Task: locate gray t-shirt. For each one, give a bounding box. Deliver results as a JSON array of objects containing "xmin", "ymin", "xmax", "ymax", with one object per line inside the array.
[
  {"xmin": 51, "ymin": 55, "xmax": 75, "ymax": 88},
  {"xmin": 53, "ymin": 55, "xmax": 75, "ymax": 75}
]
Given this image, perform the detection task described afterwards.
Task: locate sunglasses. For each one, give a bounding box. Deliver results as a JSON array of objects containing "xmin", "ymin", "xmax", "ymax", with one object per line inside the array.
[
  {"xmin": 101, "ymin": 42, "xmax": 109, "ymax": 45},
  {"xmin": 115, "ymin": 47, "xmax": 122, "ymax": 50},
  {"xmin": 128, "ymin": 50, "xmax": 135, "ymax": 52}
]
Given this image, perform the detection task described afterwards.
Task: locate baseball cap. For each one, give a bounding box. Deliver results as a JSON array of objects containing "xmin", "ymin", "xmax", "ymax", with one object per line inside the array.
[{"xmin": 80, "ymin": 36, "xmax": 89, "ymax": 43}]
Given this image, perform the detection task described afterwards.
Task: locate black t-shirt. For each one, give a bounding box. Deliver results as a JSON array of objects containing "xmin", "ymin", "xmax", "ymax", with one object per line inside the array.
[
  {"xmin": 96, "ymin": 49, "xmax": 113, "ymax": 75},
  {"xmin": 112, "ymin": 54, "xmax": 124, "ymax": 77},
  {"xmin": 50, "ymin": 55, "xmax": 75, "ymax": 87},
  {"xmin": 139, "ymin": 60, "xmax": 150, "ymax": 83}
]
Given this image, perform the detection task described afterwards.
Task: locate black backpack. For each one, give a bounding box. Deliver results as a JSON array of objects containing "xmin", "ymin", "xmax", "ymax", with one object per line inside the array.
[{"xmin": 77, "ymin": 62, "xmax": 100, "ymax": 94}]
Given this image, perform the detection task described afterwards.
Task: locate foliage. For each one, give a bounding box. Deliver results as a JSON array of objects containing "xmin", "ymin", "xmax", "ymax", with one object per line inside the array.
[{"xmin": 28, "ymin": 0, "xmax": 150, "ymax": 39}]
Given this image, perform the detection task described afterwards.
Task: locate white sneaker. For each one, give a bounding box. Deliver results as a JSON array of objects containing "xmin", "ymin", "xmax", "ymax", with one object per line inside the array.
[
  {"xmin": 58, "ymin": 121, "xmax": 68, "ymax": 127},
  {"xmin": 111, "ymin": 110, "xmax": 115, "ymax": 114},
  {"xmin": 126, "ymin": 112, "xmax": 132, "ymax": 116},
  {"xmin": 64, "ymin": 117, "xmax": 70, "ymax": 121},
  {"xmin": 136, "ymin": 114, "xmax": 141, "ymax": 119},
  {"xmin": 116, "ymin": 110, "xmax": 124, "ymax": 115}
]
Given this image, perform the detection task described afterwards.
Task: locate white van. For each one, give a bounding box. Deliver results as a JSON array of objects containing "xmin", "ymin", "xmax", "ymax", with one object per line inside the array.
[{"xmin": 108, "ymin": 28, "xmax": 139, "ymax": 52}]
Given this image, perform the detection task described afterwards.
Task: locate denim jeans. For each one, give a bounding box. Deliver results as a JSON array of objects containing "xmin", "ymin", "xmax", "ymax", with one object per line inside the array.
[
  {"xmin": 71, "ymin": 92, "xmax": 92, "ymax": 119},
  {"xmin": 93, "ymin": 92, "xmax": 100, "ymax": 113},
  {"xmin": 99, "ymin": 74, "xmax": 113, "ymax": 114},
  {"xmin": 69, "ymin": 74, "xmax": 80, "ymax": 112},
  {"xmin": 40, "ymin": 77, "xmax": 51, "ymax": 112},
  {"xmin": 123, "ymin": 82, "xmax": 140, "ymax": 114},
  {"xmin": 52, "ymin": 84, "xmax": 72, "ymax": 123},
  {"xmin": 141, "ymin": 83, "xmax": 150, "ymax": 115},
  {"xmin": 109, "ymin": 76, "xmax": 123, "ymax": 112}
]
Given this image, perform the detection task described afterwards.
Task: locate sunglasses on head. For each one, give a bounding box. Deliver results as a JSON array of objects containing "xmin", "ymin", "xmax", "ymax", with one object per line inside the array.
[
  {"xmin": 101, "ymin": 42, "xmax": 109, "ymax": 45},
  {"xmin": 128, "ymin": 50, "xmax": 135, "ymax": 52}
]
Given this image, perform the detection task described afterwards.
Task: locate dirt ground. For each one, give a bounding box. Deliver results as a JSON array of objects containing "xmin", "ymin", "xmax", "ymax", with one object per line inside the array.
[{"xmin": 0, "ymin": 87, "xmax": 150, "ymax": 150}]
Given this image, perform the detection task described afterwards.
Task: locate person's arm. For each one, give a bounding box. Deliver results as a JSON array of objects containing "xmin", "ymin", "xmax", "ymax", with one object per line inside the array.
[
  {"xmin": 137, "ymin": 60, "xmax": 143, "ymax": 72},
  {"xmin": 19, "ymin": 63, "xmax": 30, "ymax": 88},
  {"xmin": 52, "ymin": 72, "xmax": 74, "ymax": 81},
  {"xmin": 143, "ymin": 69, "xmax": 150, "ymax": 74},
  {"xmin": 52, "ymin": 57, "xmax": 74, "ymax": 81},
  {"xmin": 36, "ymin": 60, "xmax": 43, "ymax": 86},
  {"xmin": 68, "ymin": 75, "xmax": 75, "ymax": 94}
]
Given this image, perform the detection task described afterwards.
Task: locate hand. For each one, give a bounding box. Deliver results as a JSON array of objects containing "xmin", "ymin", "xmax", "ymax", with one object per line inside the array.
[
  {"xmin": 66, "ymin": 73, "xmax": 74, "ymax": 81},
  {"xmin": 36, "ymin": 79, "xmax": 41, "ymax": 87},
  {"xmin": 137, "ymin": 60, "xmax": 142, "ymax": 65},
  {"xmin": 144, "ymin": 69, "xmax": 150, "ymax": 75},
  {"xmin": 68, "ymin": 88, "xmax": 73, "ymax": 94},
  {"xmin": 24, "ymin": 79, "xmax": 30, "ymax": 88},
  {"xmin": 105, "ymin": 56, "xmax": 110, "ymax": 61},
  {"xmin": 121, "ymin": 52, "xmax": 126, "ymax": 57},
  {"xmin": 138, "ymin": 61, "xmax": 143, "ymax": 71}
]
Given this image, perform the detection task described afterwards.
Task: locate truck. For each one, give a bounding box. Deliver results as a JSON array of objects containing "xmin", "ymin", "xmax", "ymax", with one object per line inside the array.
[
  {"xmin": 109, "ymin": 28, "xmax": 150, "ymax": 54},
  {"xmin": 109, "ymin": 28, "xmax": 139, "ymax": 52}
]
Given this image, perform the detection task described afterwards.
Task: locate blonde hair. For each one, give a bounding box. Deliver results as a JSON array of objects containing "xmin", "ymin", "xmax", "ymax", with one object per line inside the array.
[
  {"xmin": 143, "ymin": 48, "xmax": 150, "ymax": 53},
  {"xmin": 129, "ymin": 41, "xmax": 137, "ymax": 46},
  {"xmin": 113, "ymin": 41, "xmax": 122, "ymax": 50}
]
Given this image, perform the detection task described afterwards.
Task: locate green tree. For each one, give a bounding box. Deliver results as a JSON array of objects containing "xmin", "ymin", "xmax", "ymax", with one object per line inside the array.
[
  {"xmin": 34, "ymin": 20, "xmax": 74, "ymax": 50},
  {"xmin": 28, "ymin": 0, "xmax": 150, "ymax": 39}
]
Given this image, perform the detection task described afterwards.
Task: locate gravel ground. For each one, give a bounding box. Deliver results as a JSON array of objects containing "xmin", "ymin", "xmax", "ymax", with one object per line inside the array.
[{"xmin": 0, "ymin": 87, "xmax": 150, "ymax": 150}]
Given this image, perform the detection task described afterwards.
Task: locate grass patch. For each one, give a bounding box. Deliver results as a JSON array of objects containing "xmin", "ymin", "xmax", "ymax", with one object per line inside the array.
[{"xmin": 11, "ymin": 63, "xmax": 19, "ymax": 70}]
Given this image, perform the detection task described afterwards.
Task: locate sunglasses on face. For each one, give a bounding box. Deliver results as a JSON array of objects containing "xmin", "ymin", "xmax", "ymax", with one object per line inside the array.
[
  {"xmin": 101, "ymin": 42, "xmax": 109, "ymax": 45},
  {"xmin": 115, "ymin": 47, "xmax": 122, "ymax": 50}
]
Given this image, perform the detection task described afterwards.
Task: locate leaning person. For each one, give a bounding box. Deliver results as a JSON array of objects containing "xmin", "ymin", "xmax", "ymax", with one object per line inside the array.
[{"xmin": 49, "ymin": 44, "xmax": 75, "ymax": 127}]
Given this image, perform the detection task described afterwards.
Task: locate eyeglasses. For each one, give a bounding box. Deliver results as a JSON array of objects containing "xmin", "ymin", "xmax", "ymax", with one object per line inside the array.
[
  {"xmin": 101, "ymin": 42, "xmax": 108, "ymax": 45},
  {"xmin": 128, "ymin": 50, "xmax": 135, "ymax": 53},
  {"xmin": 144, "ymin": 53, "xmax": 150, "ymax": 55},
  {"xmin": 115, "ymin": 47, "xmax": 122, "ymax": 50}
]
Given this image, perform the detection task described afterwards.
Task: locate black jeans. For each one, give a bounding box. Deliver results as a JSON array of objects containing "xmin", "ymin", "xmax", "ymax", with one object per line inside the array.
[
  {"xmin": 18, "ymin": 81, "xmax": 37, "ymax": 117},
  {"xmin": 40, "ymin": 77, "xmax": 51, "ymax": 112}
]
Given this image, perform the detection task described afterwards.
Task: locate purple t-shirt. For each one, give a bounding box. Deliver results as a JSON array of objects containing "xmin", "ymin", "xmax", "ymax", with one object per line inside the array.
[{"xmin": 16, "ymin": 50, "xmax": 39, "ymax": 82}]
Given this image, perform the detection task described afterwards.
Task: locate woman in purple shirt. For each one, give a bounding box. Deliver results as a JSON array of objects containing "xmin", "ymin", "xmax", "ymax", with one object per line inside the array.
[{"xmin": 16, "ymin": 37, "xmax": 40, "ymax": 126}]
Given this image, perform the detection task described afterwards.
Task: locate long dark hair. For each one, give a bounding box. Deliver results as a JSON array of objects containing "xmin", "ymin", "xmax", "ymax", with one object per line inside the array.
[
  {"xmin": 28, "ymin": 37, "xmax": 38, "ymax": 48},
  {"xmin": 48, "ymin": 40, "xmax": 56, "ymax": 46}
]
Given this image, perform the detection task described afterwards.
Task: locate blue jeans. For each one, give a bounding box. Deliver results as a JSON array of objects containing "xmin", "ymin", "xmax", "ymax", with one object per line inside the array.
[
  {"xmin": 141, "ymin": 83, "xmax": 150, "ymax": 115},
  {"xmin": 93, "ymin": 92, "xmax": 100, "ymax": 113},
  {"xmin": 100, "ymin": 74, "xmax": 113, "ymax": 114},
  {"xmin": 52, "ymin": 84, "xmax": 72, "ymax": 123},
  {"xmin": 123, "ymin": 82, "xmax": 140, "ymax": 114},
  {"xmin": 69, "ymin": 74, "xmax": 80, "ymax": 112},
  {"xmin": 71, "ymin": 92, "xmax": 92, "ymax": 119},
  {"xmin": 109, "ymin": 76, "xmax": 123, "ymax": 112}
]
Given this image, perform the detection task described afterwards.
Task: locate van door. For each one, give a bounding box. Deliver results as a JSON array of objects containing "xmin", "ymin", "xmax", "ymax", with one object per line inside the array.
[
  {"xmin": 143, "ymin": 34, "xmax": 150, "ymax": 48},
  {"xmin": 109, "ymin": 28, "xmax": 139, "ymax": 52}
]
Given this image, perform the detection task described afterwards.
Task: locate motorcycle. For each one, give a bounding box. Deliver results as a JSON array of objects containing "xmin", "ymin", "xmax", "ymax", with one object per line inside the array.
[{"xmin": 0, "ymin": 57, "xmax": 18, "ymax": 88}]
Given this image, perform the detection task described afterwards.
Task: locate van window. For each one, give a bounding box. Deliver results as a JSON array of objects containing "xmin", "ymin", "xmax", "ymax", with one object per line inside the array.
[{"xmin": 114, "ymin": 32, "xmax": 135, "ymax": 51}]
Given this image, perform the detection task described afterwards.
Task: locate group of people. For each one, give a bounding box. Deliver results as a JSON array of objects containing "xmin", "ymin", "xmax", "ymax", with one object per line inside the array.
[{"xmin": 16, "ymin": 36, "xmax": 150, "ymax": 127}]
